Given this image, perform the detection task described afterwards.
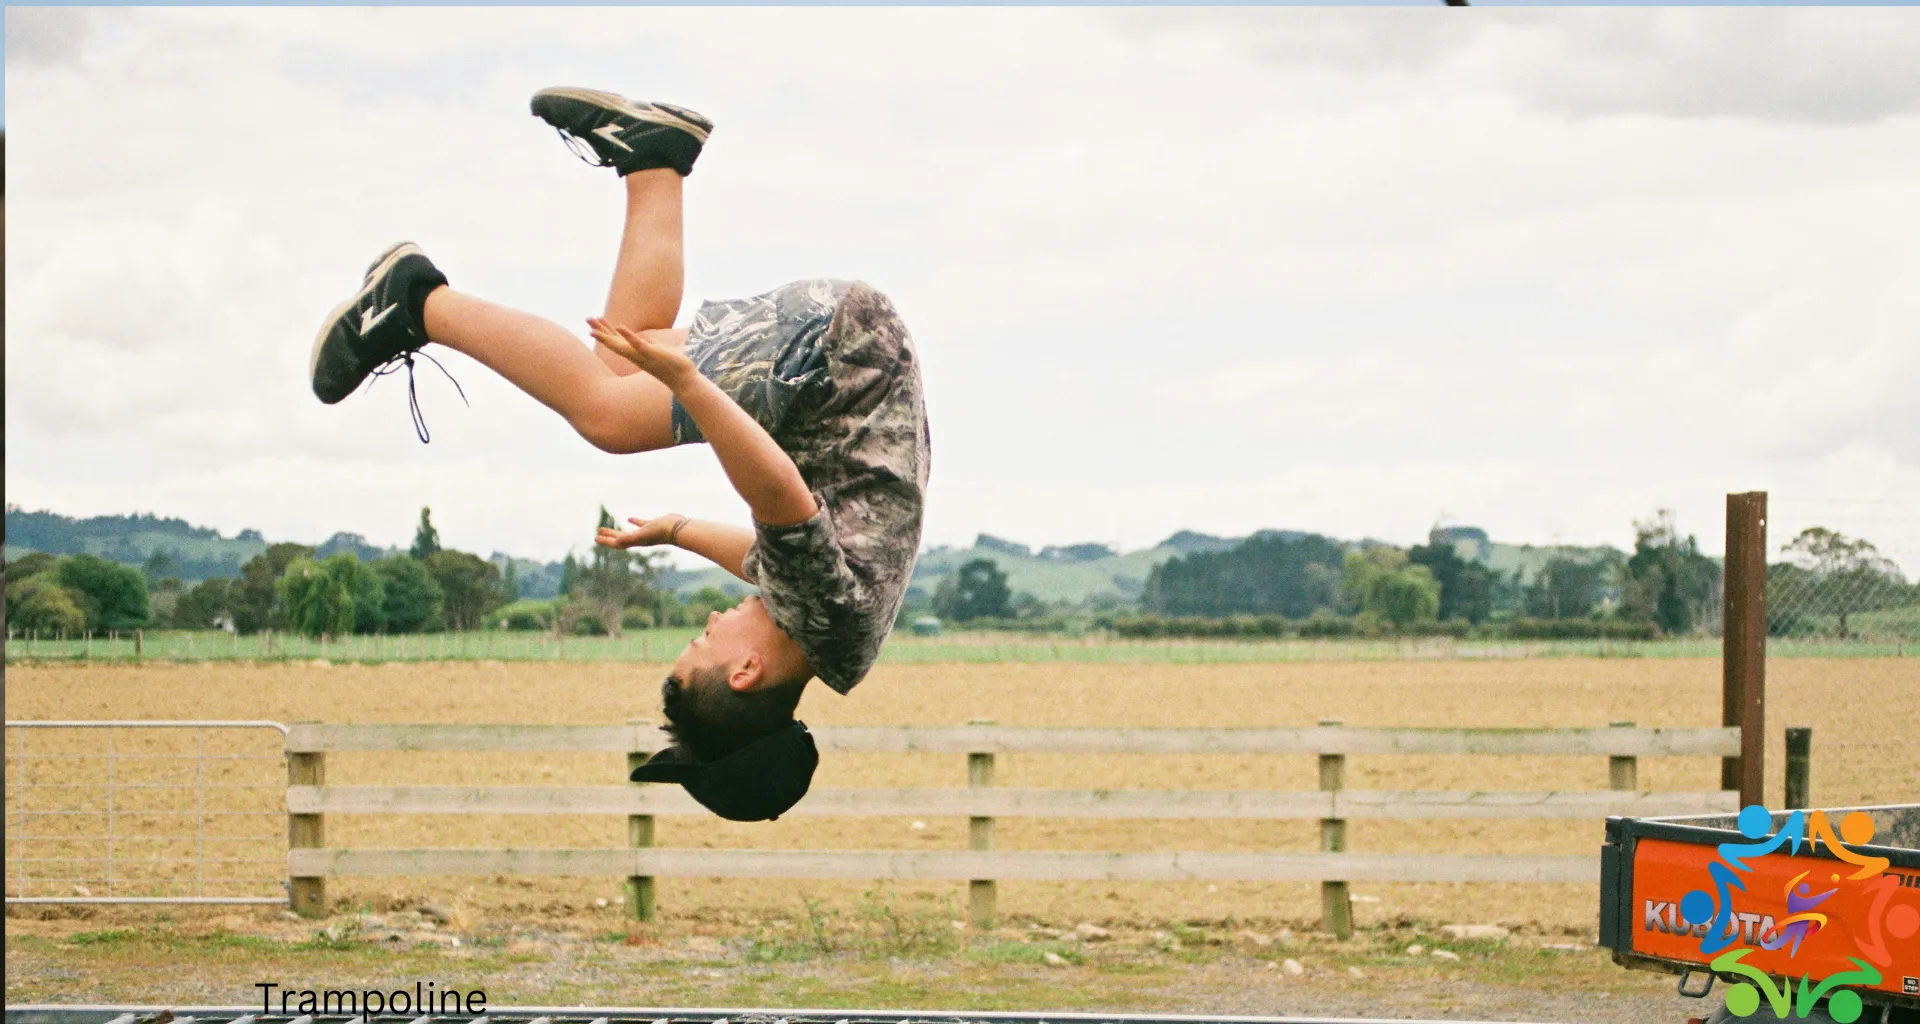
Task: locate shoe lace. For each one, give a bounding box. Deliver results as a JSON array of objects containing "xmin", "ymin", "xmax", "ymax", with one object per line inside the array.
[
  {"xmin": 553, "ymin": 126, "xmax": 611, "ymax": 168},
  {"xmin": 368, "ymin": 348, "xmax": 468, "ymax": 443}
]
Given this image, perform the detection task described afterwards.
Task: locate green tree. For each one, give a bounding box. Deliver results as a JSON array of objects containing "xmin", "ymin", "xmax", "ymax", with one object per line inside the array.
[
  {"xmin": 56, "ymin": 553, "xmax": 151, "ymax": 631},
  {"xmin": 372, "ymin": 556, "xmax": 443, "ymax": 633},
  {"xmin": 1620, "ymin": 510, "xmax": 1720, "ymax": 636},
  {"xmin": 932, "ymin": 558, "xmax": 1012, "ymax": 622},
  {"xmin": 561, "ymin": 507, "xmax": 661, "ymax": 636},
  {"xmin": 1778, "ymin": 527, "xmax": 1909, "ymax": 638},
  {"xmin": 233, "ymin": 542, "xmax": 314, "ymax": 633},
  {"xmin": 172, "ymin": 577, "xmax": 238, "ymax": 630},
  {"xmin": 500, "ymin": 559, "xmax": 521, "ymax": 603},
  {"xmin": 148, "ymin": 576, "xmax": 184, "ymax": 628},
  {"xmin": 1525, "ymin": 557, "xmax": 1613, "ymax": 619},
  {"xmin": 423, "ymin": 549, "xmax": 504, "ymax": 631},
  {"xmin": 7, "ymin": 575, "xmax": 88, "ymax": 634},
  {"xmin": 410, "ymin": 506, "xmax": 442, "ymax": 561},
  {"xmin": 280, "ymin": 554, "xmax": 382, "ymax": 637},
  {"xmin": 1342, "ymin": 548, "xmax": 1440, "ymax": 627},
  {"xmin": 142, "ymin": 549, "xmax": 180, "ymax": 587},
  {"xmin": 6, "ymin": 551, "xmax": 60, "ymax": 580},
  {"xmin": 1142, "ymin": 532, "xmax": 1348, "ymax": 618},
  {"xmin": 1407, "ymin": 538, "xmax": 1494, "ymax": 624},
  {"xmin": 559, "ymin": 553, "xmax": 579, "ymax": 597}
]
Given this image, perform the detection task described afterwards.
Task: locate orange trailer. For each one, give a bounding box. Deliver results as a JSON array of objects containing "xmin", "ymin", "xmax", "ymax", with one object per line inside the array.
[{"xmin": 1601, "ymin": 805, "xmax": 1919, "ymax": 1023}]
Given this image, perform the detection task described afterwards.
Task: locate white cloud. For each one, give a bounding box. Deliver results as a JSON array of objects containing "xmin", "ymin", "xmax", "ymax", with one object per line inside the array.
[
  {"xmin": 4, "ymin": 7, "xmax": 97, "ymax": 69},
  {"xmin": 7, "ymin": 8, "xmax": 1918, "ymax": 567},
  {"xmin": 1110, "ymin": 9, "xmax": 1920, "ymax": 123}
]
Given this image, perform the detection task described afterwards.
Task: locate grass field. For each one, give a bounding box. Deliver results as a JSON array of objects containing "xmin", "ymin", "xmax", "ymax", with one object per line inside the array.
[
  {"xmin": 8, "ymin": 628, "xmax": 1919, "ymax": 664},
  {"xmin": 8, "ymin": 655, "xmax": 1915, "ymax": 1016}
]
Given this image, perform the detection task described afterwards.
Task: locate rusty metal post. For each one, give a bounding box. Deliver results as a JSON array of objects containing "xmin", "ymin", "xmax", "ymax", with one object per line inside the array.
[{"xmin": 1723, "ymin": 492, "xmax": 1767, "ymax": 808}]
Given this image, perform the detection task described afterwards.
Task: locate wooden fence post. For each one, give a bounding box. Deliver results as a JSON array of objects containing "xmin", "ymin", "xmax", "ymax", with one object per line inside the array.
[
  {"xmin": 627, "ymin": 724, "xmax": 656, "ymax": 922},
  {"xmin": 287, "ymin": 724, "xmax": 326, "ymax": 918},
  {"xmin": 1784, "ymin": 727, "xmax": 1811, "ymax": 810},
  {"xmin": 1723, "ymin": 491, "xmax": 1767, "ymax": 808},
  {"xmin": 1609, "ymin": 721, "xmax": 1638, "ymax": 792},
  {"xmin": 968, "ymin": 718, "xmax": 996, "ymax": 930},
  {"xmin": 1318, "ymin": 718, "xmax": 1352, "ymax": 940}
]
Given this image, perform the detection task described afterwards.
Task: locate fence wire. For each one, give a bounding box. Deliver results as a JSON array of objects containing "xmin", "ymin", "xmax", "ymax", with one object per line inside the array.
[
  {"xmin": 1767, "ymin": 499, "xmax": 1920, "ymax": 644},
  {"xmin": 4, "ymin": 722, "xmax": 290, "ymax": 904}
]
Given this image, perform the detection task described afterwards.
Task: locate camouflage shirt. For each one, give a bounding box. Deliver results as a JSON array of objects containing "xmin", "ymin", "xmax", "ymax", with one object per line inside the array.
[{"xmin": 672, "ymin": 280, "xmax": 930, "ymax": 694}]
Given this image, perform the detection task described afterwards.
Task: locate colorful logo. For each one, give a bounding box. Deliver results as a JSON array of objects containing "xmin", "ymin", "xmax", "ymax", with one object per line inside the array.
[{"xmin": 1682, "ymin": 805, "xmax": 1918, "ymax": 1022}]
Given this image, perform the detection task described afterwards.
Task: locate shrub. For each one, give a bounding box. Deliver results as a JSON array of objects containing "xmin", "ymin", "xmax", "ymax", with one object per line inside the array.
[
  {"xmin": 1499, "ymin": 617, "xmax": 1657, "ymax": 640},
  {"xmin": 1398, "ymin": 618, "xmax": 1471, "ymax": 638},
  {"xmin": 488, "ymin": 599, "xmax": 558, "ymax": 632},
  {"xmin": 1296, "ymin": 610, "xmax": 1357, "ymax": 638}
]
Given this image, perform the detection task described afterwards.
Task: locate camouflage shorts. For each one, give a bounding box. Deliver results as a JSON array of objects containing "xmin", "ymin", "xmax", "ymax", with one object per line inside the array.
[{"xmin": 670, "ymin": 279, "xmax": 852, "ymax": 447}]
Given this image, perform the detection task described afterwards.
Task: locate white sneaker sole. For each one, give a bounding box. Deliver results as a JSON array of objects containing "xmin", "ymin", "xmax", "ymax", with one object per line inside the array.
[
  {"xmin": 532, "ymin": 87, "xmax": 711, "ymax": 144},
  {"xmin": 309, "ymin": 242, "xmax": 422, "ymax": 392}
]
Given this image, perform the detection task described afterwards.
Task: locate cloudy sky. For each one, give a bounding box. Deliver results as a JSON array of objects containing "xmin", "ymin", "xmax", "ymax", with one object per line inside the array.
[{"xmin": 7, "ymin": 7, "xmax": 1918, "ymax": 571}]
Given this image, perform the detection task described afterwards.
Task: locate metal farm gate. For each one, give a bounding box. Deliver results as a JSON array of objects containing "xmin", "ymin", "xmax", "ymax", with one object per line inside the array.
[{"xmin": 4, "ymin": 721, "xmax": 290, "ymax": 906}]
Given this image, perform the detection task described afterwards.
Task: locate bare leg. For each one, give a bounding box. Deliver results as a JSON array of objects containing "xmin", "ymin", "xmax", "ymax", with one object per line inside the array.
[
  {"xmin": 421, "ymin": 168, "xmax": 692, "ymax": 452},
  {"xmin": 423, "ymin": 287, "xmax": 678, "ymax": 454},
  {"xmin": 594, "ymin": 169, "xmax": 685, "ymax": 376}
]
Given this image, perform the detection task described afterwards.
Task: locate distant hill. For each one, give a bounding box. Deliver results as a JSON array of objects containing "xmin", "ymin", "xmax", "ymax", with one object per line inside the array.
[
  {"xmin": 6, "ymin": 503, "xmax": 1630, "ymax": 607},
  {"xmin": 4, "ymin": 505, "xmax": 577, "ymax": 595},
  {"xmin": 5, "ymin": 505, "xmax": 267, "ymax": 581}
]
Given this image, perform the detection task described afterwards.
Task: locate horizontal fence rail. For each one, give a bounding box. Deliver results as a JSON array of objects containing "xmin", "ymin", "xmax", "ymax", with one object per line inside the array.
[
  {"xmin": 264, "ymin": 720, "xmax": 1748, "ymax": 935},
  {"xmin": 286, "ymin": 784, "xmax": 1735, "ymax": 819},
  {"xmin": 288, "ymin": 849, "xmax": 1599, "ymax": 884},
  {"xmin": 5, "ymin": 719, "xmax": 1756, "ymax": 931},
  {"xmin": 285, "ymin": 723, "xmax": 1743, "ymax": 756}
]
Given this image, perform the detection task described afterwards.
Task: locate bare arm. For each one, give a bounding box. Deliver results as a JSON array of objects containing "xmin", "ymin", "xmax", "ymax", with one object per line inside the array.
[
  {"xmin": 672, "ymin": 518, "xmax": 755, "ymax": 581},
  {"xmin": 596, "ymin": 515, "xmax": 757, "ymax": 583},
  {"xmin": 588, "ymin": 318, "xmax": 819, "ymax": 527}
]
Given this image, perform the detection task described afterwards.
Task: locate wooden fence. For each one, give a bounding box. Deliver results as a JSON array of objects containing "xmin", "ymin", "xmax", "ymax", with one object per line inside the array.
[{"xmin": 283, "ymin": 719, "xmax": 1743, "ymax": 936}]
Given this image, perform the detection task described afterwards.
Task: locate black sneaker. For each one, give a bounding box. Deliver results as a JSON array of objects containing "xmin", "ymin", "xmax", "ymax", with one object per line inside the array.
[
  {"xmin": 309, "ymin": 242, "xmax": 448, "ymax": 405},
  {"xmin": 530, "ymin": 87, "xmax": 712, "ymax": 177}
]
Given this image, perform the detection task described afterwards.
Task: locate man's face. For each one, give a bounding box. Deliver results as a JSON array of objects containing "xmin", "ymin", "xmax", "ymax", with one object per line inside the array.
[{"xmin": 672, "ymin": 596, "xmax": 774, "ymax": 686}]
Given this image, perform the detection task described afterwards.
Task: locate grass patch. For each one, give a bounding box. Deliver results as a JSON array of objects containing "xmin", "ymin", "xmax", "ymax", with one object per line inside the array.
[
  {"xmin": 965, "ymin": 939, "xmax": 1084, "ymax": 966},
  {"xmin": 68, "ymin": 929, "xmax": 143, "ymax": 946}
]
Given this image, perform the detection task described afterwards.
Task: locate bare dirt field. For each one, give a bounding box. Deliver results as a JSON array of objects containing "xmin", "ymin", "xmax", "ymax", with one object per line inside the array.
[{"xmin": 8, "ymin": 656, "xmax": 1917, "ymax": 1019}]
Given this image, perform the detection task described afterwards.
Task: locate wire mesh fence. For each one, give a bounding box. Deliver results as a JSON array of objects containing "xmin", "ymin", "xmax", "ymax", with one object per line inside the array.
[
  {"xmin": 1767, "ymin": 498, "xmax": 1920, "ymax": 645},
  {"xmin": 4, "ymin": 721, "xmax": 290, "ymax": 904}
]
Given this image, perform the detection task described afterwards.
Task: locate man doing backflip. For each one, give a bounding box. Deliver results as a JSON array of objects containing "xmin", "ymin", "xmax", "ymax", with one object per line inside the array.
[{"xmin": 308, "ymin": 88, "xmax": 931, "ymax": 822}]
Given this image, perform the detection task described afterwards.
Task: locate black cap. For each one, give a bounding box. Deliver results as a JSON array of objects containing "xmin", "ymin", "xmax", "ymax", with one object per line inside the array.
[{"xmin": 629, "ymin": 720, "xmax": 818, "ymax": 822}]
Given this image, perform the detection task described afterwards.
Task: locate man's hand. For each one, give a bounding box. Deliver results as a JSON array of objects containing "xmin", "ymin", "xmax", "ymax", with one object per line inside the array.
[
  {"xmin": 587, "ymin": 318, "xmax": 696, "ymax": 391},
  {"xmin": 595, "ymin": 515, "xmax": 685, "ymax": 550}
]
